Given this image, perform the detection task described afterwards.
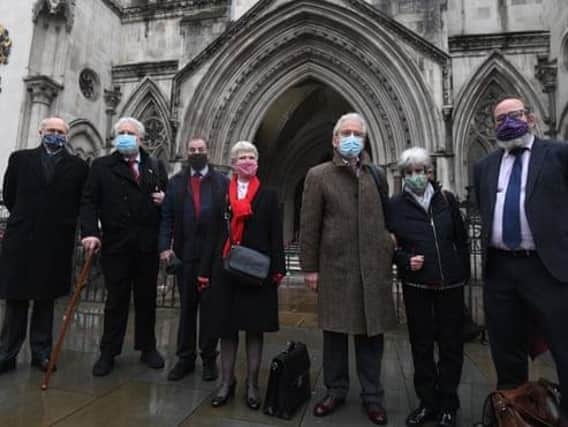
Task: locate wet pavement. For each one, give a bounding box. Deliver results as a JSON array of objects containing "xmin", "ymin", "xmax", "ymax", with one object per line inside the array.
[{"xmin": 0, "ymin": 284, "xmax": 556, "ymax": 427}]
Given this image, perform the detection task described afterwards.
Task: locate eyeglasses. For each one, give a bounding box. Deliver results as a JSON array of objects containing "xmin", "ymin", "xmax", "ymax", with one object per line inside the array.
[{"xmin": 495, "ymin": 109, "xmax": 528, "ymax": 125}]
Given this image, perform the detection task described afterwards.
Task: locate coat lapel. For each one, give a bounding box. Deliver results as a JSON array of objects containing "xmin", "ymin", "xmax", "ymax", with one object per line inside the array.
[
  {"xmin": 30, "ymin": 146, "xmax": 47, "ymax": 185},
  {"xmin": 49, "ymin": 150, "xmax": 74, "ymax": 187},
  {"xmin": 110, "ymin": 152, "xmax": 138, "ymax": 185},
  {"xmin": 525, "ymin": 138, "xmax": 547, "ymax": 201}
]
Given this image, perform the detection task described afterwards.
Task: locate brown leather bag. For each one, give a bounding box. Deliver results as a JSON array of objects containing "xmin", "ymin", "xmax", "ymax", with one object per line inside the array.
[{"xmin": 479, "ymin": 379, "xmax": 561, "ymax": 427}]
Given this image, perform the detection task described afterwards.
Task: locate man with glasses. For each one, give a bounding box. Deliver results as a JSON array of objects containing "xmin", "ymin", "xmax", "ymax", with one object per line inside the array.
[
  {"xmin": 159, "ymin": 137, "xmax": 228, "ymax": 381},
  {"xmin": 81, "ymin": 117, "xmax": 168, "ymax": 377},
  {"xmin": 300, "ymin": 113, "xmax": 396, "ymax": 425},
  {"xmin": 0, "ymin": 117, "xmax": 88, "ymax": 374},
  {"xmin": 474, "ymin": 96, "xmax": 568, "ymax": 422}
]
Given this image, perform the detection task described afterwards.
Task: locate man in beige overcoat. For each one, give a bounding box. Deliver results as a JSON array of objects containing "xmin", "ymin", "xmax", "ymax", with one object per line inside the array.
[{"xmin": 300, "ymin": 113, "xmax": 396, "ymax": 425}]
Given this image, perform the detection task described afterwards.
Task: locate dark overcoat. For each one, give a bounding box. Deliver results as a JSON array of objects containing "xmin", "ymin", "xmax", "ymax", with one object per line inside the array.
[
  {"xmin": 0, "ymin": 146, "xmax": 89, "ymax": 300},
  {"xmin": 80, "ymin": 149, "xmax": 167, "ymax": 255},
  {"xmin": 199, "ymin": 185, "xmax": 286, "ymax": 338},
  {"xmin": 300, "ymin": 152, "xmax": 396, "ymax": 336}
]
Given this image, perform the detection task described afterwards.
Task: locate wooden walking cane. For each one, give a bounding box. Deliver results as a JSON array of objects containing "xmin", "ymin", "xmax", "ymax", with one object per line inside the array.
[{"xmin": 41, "ymin": 251, "xmax": 95, "ymax": 390}]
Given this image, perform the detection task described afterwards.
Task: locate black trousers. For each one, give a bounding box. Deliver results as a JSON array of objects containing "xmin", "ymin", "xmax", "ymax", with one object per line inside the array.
[
  {"xmin": 99, "ymin": 251, "xmax": 159, "ymax": 356},
  {"xmin": 0, "ymin": 299, "xmax": 54, "ymax": 361},
  {"xmin": 175, "ymin": 261, "xmax": 218, "ymax": 362},
  {"xmin": 485, "ymin": 249, "xmax": 568, "ymax": 415},
  {"xmin": 403, "ymin": 284, "xmax": 464, "ymax": 411},
  {"xmin": 323, "ymin": 330, "xmax": 385, "ymax": 405}
]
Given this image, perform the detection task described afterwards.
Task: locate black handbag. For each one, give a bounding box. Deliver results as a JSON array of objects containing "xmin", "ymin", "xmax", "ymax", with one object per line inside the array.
[
  {"xmin": 223, "ymin": 206, "xmax": 270, "ymax": 287},
  {"xmin": 263, "ymin": 341, "xmax": 311, "ymax": 420}
]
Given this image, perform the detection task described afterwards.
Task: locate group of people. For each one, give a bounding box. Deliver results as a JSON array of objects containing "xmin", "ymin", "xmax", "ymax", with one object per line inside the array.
[{"xmin": 0, "ymin": 95, "xmax": 566, "ymax": 427}]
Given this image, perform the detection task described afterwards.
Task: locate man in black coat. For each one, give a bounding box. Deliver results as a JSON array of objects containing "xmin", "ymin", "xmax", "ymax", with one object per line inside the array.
[
  {"xmin": 0, "ymin": 117, "xmax": 89, "ymax": 373},
  {"xmin": 80, "ymin": 117, "xmax": 168, "ymax": 377},
  {"xmin": 159, "ymin": 137, "xmax": 228, "ymax": 381},
  {"xmin": 474, "ymin": 96, "xmax": 568, "ymax": 420}
]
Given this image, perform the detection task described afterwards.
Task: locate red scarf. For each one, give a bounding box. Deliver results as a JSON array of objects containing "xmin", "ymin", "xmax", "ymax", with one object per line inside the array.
[{"xmin": 222, "ymin": 175, "xmax": 260, "ymax": 258}]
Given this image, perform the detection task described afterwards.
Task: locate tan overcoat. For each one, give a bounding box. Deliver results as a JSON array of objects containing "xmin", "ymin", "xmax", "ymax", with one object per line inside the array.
[{"xmin": 300, "ymin": 152, "xmax": 396, "ymax": 336}]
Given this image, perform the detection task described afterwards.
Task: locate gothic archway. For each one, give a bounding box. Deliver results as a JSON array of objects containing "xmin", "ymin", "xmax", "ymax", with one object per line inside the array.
[
  {"xmin": 68, "ymin": 119, "xmax": 104, "ymax": 163},
  {"xmin": 453, "ymin": 52, "xmax": 546, "ymax": 197},
  {"xmin": 120, "ymin": 77, "xmax": 173, "ymax": 161},
  {"xmin": 174, "ymin": 0, "xmax": 448, "ymax": 170}
]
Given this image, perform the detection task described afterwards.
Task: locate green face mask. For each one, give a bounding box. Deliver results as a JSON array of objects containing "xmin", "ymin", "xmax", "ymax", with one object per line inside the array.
[{"xmin": 404, "ymin": 173, "xmax": 428, "ymax": 193}]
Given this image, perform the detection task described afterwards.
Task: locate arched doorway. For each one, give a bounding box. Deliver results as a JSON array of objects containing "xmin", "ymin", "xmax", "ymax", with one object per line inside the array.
[{"xmin": 254, "ymin": 79, "xmax": 353, "ymax": 242}]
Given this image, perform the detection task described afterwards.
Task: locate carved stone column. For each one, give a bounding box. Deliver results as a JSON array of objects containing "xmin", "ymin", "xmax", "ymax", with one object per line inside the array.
[
  {"xmin": 103, "ymin": 86, "xmax": 122, "ymax": 148},
  {"xmin": 23, "ymin": 75, "xmax": 63, "ymax": 148},
  {"xmin": 535, "ymin": 55, "xmax": 558, "ymax": 138}
]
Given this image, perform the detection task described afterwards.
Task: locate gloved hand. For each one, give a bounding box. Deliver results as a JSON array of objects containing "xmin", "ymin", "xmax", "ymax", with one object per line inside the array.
[
  {"xmin": 197, "ymin": 276, "xmax": 210, "ymax": 293},
  {"xmin": 273, "ymin": 273, "xmax": 284, "ymax": 287}
]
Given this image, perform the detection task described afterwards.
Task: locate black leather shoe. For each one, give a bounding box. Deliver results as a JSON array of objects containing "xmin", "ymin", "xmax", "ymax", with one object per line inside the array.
[
  {"xmin": 202, "ymin": 359, "xmax": 218, "ymax": 382},
  {"xmin": 211, "ymin": 381, "xmax": 236, "ymax": 408},
  {"xmin": 0, "ymin": 358, "xmax": 16, "ymax": 374},
  {"xmin": 31, "ymin": 357, "xmax": 55, "ymax": 373},
  {"xmin": 406, "ymin": 406, "xmax": 439, "ymax": 426},
  {"xmin": 140, "ymin": 349, "xmax": 165, "ymax": 369},
  {"xmin": 245, "ymin": 382, "xmax": 261, "ymax": 410},
  {"xmin": 92, "ymin": 353, "xmax": 114, "ymax": 377},
  {"xmin": 167, "ymin": 359, "xmax": 195, "ymax": 381},
  {"xmin": 439, "ymin": 410, "xmax": 457, "ymax": 427},
  {"xmin": 313, "ymin": 395, "xmax": 346, "ymax": 417},
  {"xmin": 364, "ymin": 402, "xmax": 388, "ymax": 425}
]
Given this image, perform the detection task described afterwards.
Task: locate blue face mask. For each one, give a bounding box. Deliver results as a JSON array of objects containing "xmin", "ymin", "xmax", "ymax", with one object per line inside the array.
[
  {"xmin": 114, "ymin": 134, "xmax": 138, "ymax": 155},
  {"xmin": 337, "ymin": 135, "xmax": 364, "ymax": 158},
  {"xmin": 42, "ymin": 133, "xmax": 66, "ymax": 148}
]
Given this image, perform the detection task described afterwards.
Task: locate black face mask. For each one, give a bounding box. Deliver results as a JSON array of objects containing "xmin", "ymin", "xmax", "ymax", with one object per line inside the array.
[{"xmin": 187, "ymin": 153, "xmax": 207, "ymax": 171}]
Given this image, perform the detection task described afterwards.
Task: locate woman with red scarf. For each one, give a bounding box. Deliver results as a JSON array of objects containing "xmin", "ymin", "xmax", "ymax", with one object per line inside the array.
[{"xmin": 197, "ymin": 141, "xmax": 286, "ymax": 410}]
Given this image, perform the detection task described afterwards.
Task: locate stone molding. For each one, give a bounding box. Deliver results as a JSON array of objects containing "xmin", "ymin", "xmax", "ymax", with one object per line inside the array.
[
  {"xmin": 32, "ymin": 0, "xmax": 76, "ymax": 32},
  {"xmin": 449, "ymin": 31, "xmax": 550, "ymax": 55},
  {"xmin": 23, "ymin": 75, "xmax": 63, "ymax": 105},
  {"xmin": 111, "ymin": 60, "xmax": 179, "ymax": 82},
  {"xmin": 104, "ymin": 86, "xmax": 122, "ymax": 114},
  {"xmin": 535, "ymin": 55, "xmax": 557, "ymax": 94},
  {"xmin": 99, "ymin": 0, "xmax": 228, "ymax": 23}
]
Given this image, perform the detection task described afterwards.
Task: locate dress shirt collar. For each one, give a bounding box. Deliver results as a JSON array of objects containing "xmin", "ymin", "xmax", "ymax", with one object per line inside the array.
[{"xmin": 191, "ymin": 165, "xmax": 209, "ymax": 177}]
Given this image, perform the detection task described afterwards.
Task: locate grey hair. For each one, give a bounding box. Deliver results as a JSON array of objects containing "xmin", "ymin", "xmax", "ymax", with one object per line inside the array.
[
  {"xmin": 398, "ymin": 147, "xmax": 432, "ymax": 174},
  {"xmin": 230, "ymin": 140, "xmax": 259, "ymax": 161},
  {"xmin": 332, "ymin": 113, "xmax": 368, "ymax": 137},
  {"xmin": 113, "ymin": 117, "xmax": 145, "ymax": 138},
  {"xmin": 39, "ymin": 117, "xmax": 69, "ymax": 133}
]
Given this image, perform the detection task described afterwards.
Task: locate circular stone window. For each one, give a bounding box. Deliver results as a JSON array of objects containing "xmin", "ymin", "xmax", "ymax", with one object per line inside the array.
[{"xmin": 79, "ymin": 68, "xmax": 100, "ymax": 101}]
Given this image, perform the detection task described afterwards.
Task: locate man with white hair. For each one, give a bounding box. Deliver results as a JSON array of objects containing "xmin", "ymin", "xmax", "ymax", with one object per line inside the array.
[
  {"xmin": 80, "ymin": 117, "xmax": 168, "ymax": 377},
  {"xmin": 0, "ymin": 117, "xmax": 88, "ymax": 374},
  {"xmin": 300, "ymin": 113, "xmax": 396, "ymax": 425}
]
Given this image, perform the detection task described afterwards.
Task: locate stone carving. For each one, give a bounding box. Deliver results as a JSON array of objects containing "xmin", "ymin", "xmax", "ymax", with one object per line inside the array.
[
  {"xmin": 79, "ymin": 69, "xmax": 99, "ymax": 100},
  {"xmin": 535, "ymin": 55, "xmax": 557, "ymax": 94},
  {"xmin": 104, "ymin": 86, "xmax": 122, "ymax": 114},
  {"xmin": 23, "ymin": 75, "xmax": 63, "ymax": 105},
  {"xmin": 467, "ymin": 82, "xmax": 504, "ymax": 152},
  {"xmin": 32, "ymin": 0, "xmax": 76, "ymax": 32},
  {"xmin": 0, "ymin": 24, "xmax": 12, "ymax": 65},
  {"xmin": 111, "ymin": 61, "xmax": 178, "ymax": 82},
  {"xmin": 139, "ymin": 101, "xmax": 168, "ymax": 157},
  {"xmin": 449, "ymin": 31, "xmax": 550, "ymax": 55}
]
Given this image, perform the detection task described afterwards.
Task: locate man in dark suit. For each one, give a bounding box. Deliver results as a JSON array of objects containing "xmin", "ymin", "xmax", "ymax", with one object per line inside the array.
[
  {"xmin": 81, "ymin": 117, "xmax": 168, "ymax": 377},
  {"xmin": 159, "ymin": 137, "xmax": 227, "ymax": 381},
  {"xmin": 474, "ymin": 96, "xmax": 568, "ymax": 419},
  {"xmin": 0, "ymin": 117, "xmax": 88, "ymax": 373}
]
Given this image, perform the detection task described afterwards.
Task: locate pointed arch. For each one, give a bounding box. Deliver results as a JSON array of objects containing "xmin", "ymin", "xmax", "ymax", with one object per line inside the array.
[
  {"xmin": 452, "ymin": 51, "xmax": 546, "ymax": 197},
  {"xmin": 68, "ymin": 119, "xmax": 104, "ymax": 163},
  {"xmin": 120, "ymin": 77, "xmax": 173, "ymax": 160}
]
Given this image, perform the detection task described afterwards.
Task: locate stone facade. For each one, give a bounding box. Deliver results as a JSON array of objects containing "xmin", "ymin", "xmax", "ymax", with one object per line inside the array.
[{"xmin": 0, "ymin": 0, "xmax": 567, "ymax": 240}]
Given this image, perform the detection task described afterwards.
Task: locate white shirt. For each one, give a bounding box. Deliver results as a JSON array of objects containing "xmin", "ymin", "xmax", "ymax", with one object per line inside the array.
[
  {"xmin": 190, "ymin": 165, "xmax": 208, "ymax": 177},
  {"xmin": 490, "ymin": 135, "xmax": 536, "ymax": 250},
  {"xmin": 237, "ymin": 179, "xmax": 249, "ymax": 200}
]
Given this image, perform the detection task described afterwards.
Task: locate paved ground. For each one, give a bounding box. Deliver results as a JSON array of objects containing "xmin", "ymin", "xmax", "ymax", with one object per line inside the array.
[{"xmin": 0, "ymin": 285, "xmax": 556, "ymax": 427}]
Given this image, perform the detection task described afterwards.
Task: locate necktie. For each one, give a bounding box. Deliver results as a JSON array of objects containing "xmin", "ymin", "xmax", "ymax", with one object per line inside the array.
[
  {"xmin": 502, "ymin": 148, "xmax": 526, "ymax": 249},
  {"xmin": 190, "ymin": 172, "xmax": 201, "ymax": 220},
  {"xmin": 128, "ymin": 159, "xmax": 140, "ymax": 183}
]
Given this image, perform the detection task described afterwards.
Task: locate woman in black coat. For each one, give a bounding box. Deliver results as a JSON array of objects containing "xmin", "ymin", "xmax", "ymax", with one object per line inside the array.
[
  {"xmin": 198, "ymin": 141, "xmax": 285, "ymax": 410},
  {"xmin": 388, "ymin": 147, "xmax": 469, "ymax": 427}
]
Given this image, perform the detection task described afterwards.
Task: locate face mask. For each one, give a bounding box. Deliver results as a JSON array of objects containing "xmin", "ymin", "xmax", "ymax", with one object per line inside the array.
[
  {"xmin": 42, "ymin": 133, "xmax": 66, "ymax": 149},
  {"xmin": 188, "ymin": 153, "xmax": 207, "ymax": 171},
  {"xmin": 234, "ymin": 159, "xmax": 258, "ymax": 178},
  {"xmin": 337, "ymin": 135, "xmax": 364, "ymax": 158},
  {"xmin": 114, "ymin": 134, "xmax": 138, "ymax": 155},
  {"xmin": 495, "ymin": 115, "xmax": 529, "ymax": 141},
  {"xmin": 404, "ymin": 173, "xmax": 429, "ymax": 194}
]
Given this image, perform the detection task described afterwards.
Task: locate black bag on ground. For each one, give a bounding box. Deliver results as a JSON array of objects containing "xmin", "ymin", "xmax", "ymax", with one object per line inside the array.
[{"xmin": 264, "ymin": 341, "xmax": 311, "ymax": 420}]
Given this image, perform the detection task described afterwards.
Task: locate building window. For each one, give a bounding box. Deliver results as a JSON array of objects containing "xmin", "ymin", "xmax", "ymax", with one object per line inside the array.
[
  {"xmin": 79, "ymin": 68, "xmax": 99, "ymax": 101},
  {"xmin": 139, "ymin": 101, "xmax": 168, "ymax": 158}
]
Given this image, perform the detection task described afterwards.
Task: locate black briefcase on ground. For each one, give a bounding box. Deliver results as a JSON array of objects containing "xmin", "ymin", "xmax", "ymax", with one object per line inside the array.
[{"xmin": 263, "ymin": 341, "xmax": 311, "ymax": 420}]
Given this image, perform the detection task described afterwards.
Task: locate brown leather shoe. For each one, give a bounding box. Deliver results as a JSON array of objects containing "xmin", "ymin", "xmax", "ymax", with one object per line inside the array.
[
  {"xmin": 364, "ymin": 402, "xmax": 388, "ymax": 425},
  {"xmin": 313, "ymin": 395, "xmax": 345, "ymax": 417}
]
